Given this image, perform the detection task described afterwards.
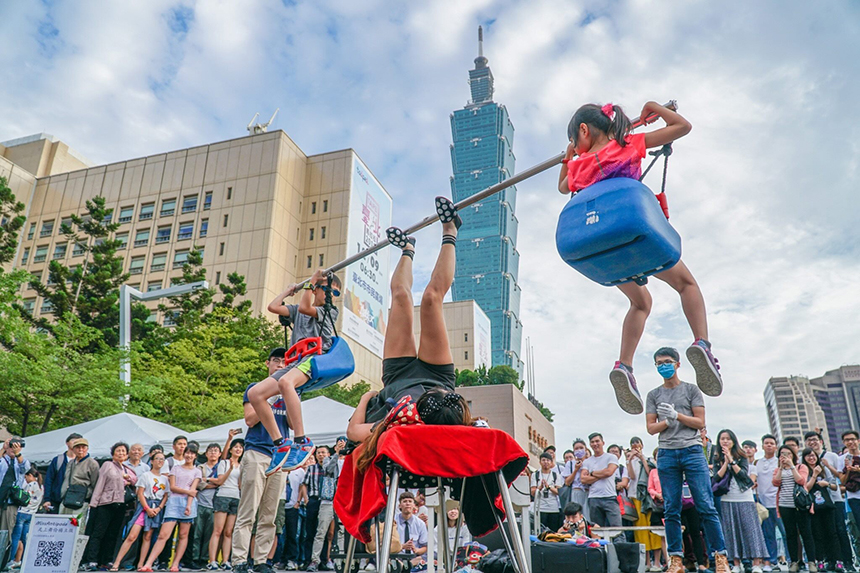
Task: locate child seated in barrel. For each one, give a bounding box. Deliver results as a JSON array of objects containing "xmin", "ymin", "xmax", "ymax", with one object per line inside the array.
[
  {"xmin": 558, "ymin": 101, "xmax": 722, "ymax": 415},
  {"xmin": 248, "ymin": 268, "xmax": 341, "ymax": 475}
]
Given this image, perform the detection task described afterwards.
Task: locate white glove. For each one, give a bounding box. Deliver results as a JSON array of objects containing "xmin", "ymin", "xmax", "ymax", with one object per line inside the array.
[{"xmin": 657, "ymin": 402, "xmax": 678, "ymax": 421}]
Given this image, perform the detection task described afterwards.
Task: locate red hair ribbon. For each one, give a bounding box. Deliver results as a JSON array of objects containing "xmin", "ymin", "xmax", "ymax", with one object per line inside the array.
[
  {"xmin": 382, "ymin": 395, "xmax": 423, "ymax": 429},
  {"xmin": 601, "ymin": 103, "xmax": 615, "ymax": 120}
]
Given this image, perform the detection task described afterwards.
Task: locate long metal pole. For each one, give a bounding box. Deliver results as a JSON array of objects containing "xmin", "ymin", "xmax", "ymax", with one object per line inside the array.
[
  {"xmin": 497, "ymin": 471, "xmax": 531, "ymax": 573},
  {"xmin": 380, "ymin": 467, "xmax": 401, "ymax": 573},
  {"xmin": 437, "ymin": 478, "xmax": 451, "ymax": 573},
  {"xmin": 480, "ymin": 475, "xmax": 521, "ymax": 573},
  {"xmin": 450, "ymin": 478, "xmax": 467, "ymax": 567}
]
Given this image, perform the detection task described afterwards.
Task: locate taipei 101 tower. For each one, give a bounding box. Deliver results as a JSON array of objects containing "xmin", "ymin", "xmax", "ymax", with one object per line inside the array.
[{"xmin": 449, "ymin": 27, "xmax": 523, "ymax": 376}]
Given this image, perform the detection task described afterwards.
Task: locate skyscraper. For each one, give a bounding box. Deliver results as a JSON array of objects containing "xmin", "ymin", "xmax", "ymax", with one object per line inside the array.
[
  {"xmin": 764, "ymin": 375, "xmax": 831, "ymax": 449},
  {"xmin": 810, "ymin": 365, "xmax": 860, "ymax": 448},
  {"xmin": 449, "ymin": 27, "xmax": 523, "ymax": 375}
]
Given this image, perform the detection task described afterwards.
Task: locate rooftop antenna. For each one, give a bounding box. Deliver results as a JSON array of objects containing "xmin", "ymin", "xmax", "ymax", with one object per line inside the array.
[{"xmin": 247, "ymin": 108, "xmax": 279, "ymax": 135}]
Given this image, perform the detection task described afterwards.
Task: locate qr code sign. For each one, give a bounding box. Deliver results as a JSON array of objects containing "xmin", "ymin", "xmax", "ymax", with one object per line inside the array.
[{"xmin": 35, "ymin": 540, "xmax": 64, "ymax": 567}]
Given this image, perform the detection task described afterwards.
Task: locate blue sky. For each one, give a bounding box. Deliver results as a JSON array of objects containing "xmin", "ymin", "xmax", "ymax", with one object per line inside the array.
[{"xmin": 2, "ymin": 0, "xmax": 859, "ymax": 450}]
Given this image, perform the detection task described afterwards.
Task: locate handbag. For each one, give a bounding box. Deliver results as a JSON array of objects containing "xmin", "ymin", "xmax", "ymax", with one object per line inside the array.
[
  {"xmin": 621, "ymin": 496, "xmax": 639, "ymax": 522},
  {"xmin": 364, "ymin": 520, "xmax": 402, "ymax": 554},
  {"xmin": 320, "ymin": 476, "xmax": 337, "ymax": 501},
  {"xmin": 711, "ymin": 471, "xmax": 731, "ymax": 497},
  {"xmin": 62, "ymin": 483, "xmax": 87, "ymax": 509},
  {"xmin": 124, "ymin": 484, "xmax": 137, "ymax": 507},
  {"xmin": 793, "ymin": 483, "xmax": 812, "ymax": 511},
  {"xmin": 8, "ymin": 485, "xmax": 30, "ymax": 507}
]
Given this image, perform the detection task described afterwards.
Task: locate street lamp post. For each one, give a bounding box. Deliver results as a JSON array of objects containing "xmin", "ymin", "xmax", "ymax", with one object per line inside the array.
[{"xmin": 119, "ymin": 281, "xmax": 209, "ymax": 387}]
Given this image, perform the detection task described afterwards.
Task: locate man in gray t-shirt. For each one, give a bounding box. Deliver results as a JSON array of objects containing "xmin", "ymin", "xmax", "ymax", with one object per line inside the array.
[{"xmin": 646, "ymin": 347, "xmax": 728, "ymax": 573}]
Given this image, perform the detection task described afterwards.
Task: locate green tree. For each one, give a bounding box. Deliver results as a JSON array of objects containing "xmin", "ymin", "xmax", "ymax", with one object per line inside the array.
[
  {"xmin": 302, "ymin": 380, "xmax": 372, "ymax": 407},
  {"xmin": 456, "ymin": 364, "xmax": 523, "ymax": 391},
  {"xmin": 159, "ymin": 245, "xmax": 215, "ymax": 327},
  {"xmin": 0, "ymin": 176, "xmax": 26, "ymax": 267},
  {"xmin": 26, "ymin": 196, "xmax": 152, "ymax": 347},
  {"xmin": 0, "ymin": 272, "xmax": 125, "ymax": 435}
]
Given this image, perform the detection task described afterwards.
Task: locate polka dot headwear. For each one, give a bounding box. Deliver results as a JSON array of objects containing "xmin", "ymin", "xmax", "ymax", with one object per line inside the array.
[{"xmin": 383, "ymin": 395, "xmax": 423, "ymax": 429}]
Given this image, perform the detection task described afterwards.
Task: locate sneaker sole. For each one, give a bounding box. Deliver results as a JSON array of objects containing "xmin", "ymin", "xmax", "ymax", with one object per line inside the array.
[
  {"xmin": 686, "ymin": 345, "xmax": 723, "ymax": 397},
  {"xmin": 284, "ymin": 446, "xmax": 316, "ymax": 471},
  {"xmin": 265, "ymin": 453, "xmax": 290, "ymax": 477},
  {"xmin": 609, "ymin": 369, "xmax": 644, "ymax": 415}
]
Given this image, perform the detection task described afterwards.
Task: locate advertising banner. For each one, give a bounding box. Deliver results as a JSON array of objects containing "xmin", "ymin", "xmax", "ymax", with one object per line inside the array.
[
  {"xmin": 342, "ymin": 155, "xmax": 392, "ymax": 357},
  {"xmin": 473, "ymin": 303, "xmax": 492, "ymax": 369}
]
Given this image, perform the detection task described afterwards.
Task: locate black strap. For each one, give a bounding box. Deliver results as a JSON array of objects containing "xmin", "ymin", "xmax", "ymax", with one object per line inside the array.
[
  {"xmin": 318, "ymin": 273, "xmax": 339, "ymax": 339},
  {"xmin": 639, "ymin": 143, "xmax": 673, "ymax": 195}
]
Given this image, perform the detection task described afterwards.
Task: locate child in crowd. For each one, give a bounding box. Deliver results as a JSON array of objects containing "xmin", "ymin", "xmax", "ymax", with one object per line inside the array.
[
  {"xmin": 347, "ymin": 197, "xmax": 473, "ymax": 468},
  {"xmin": 140, "ymin": 445, "xmax": 201, "ymax": 572},
  {"xmin": 249, "ymin": 268, "xmax": 342, "ymax": 475},
  {"xmin": 558, "ymin": 101, "xmax": 722, "ymax": 415},
  {"xmin": 111, "ymin": 451, "xmax": 169, "ymax": 571}
]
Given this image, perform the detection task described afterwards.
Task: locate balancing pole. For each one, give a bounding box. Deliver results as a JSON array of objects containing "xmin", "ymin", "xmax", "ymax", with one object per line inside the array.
[{"xmin": 295, "ymin": 101, "xmax": 676, "ymax": 287}]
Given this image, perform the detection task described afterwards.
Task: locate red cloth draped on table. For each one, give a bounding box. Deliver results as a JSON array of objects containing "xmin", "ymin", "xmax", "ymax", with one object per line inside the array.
[{"xmin": 334, "ymin": 425, "xmax": 529, "ymax": 543}]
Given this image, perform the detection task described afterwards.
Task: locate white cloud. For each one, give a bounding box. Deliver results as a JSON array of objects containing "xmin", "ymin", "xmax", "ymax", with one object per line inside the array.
[{"xmin": 1, "ymin": 0, "xmax": 858, "ymax": 451}]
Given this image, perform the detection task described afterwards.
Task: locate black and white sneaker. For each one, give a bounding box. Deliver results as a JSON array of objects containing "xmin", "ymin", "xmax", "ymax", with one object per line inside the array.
[
  {"xmin": 435, "ymin": 197, "xmax": 462, "ymax": 228},
  {"xmin": 386, "ymin": 227, "xmax": 411, "ymax": 248}
]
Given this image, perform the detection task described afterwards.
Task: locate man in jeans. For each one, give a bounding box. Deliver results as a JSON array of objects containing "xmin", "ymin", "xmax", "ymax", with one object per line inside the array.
[
  {"xmin": 755, "ymin": 434, "xmax": 788, "ymax": 572},
  {"xmin": 581, "ymin": 432, "xmax": 622, "ymax": 527},
  {"xmin": 646, "ymin": 347, "xmax": 729, "ymax": 573},
  {"xmin": 232, "ymin": 347, "xmax": 290, "ymax": 573}
]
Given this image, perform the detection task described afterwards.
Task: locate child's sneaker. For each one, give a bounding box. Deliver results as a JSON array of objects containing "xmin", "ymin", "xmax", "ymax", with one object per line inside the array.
[
  {"xmin": 610, "ymin": 361, "xmax": 644, "ymax": 415},
  {"xmin": 686, "ymin": 339, "xmax": 723, "ymax": 396},
  {"xmin": 265, "ymin": 438, "xmax": 294, "ymax": 476},
  {"xmin": 284, "ymin": 436, "xmax": 315, "ymax": 471}
]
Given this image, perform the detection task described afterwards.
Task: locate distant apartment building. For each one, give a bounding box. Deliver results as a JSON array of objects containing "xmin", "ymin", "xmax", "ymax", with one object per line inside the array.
[
  {"xmin": 810, "ymin": 365, "xmax": 860, "ymax": 448},
  {"xmin": 764, "ymin": 375, "xmax": 830, "ymax": 449},
  {"xmin": 1, "ymin": 131, "xmax": 393, "ymax": 390}
]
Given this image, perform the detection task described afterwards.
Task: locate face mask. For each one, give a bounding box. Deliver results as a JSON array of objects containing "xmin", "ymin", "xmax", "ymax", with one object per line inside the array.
[
  {"xmin": 657, "ymin": 363, "xmax": 676, "ymax": 379},
  {"xmin": 574, "ymin": 449, "xmax": 586, "ymax": 460}
]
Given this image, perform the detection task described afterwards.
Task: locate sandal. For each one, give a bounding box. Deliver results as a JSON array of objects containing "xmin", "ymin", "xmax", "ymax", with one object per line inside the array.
[
  {"xmin": 386, "ymin": 227, "xmax": 415, "ymax": 249},
  {"xmin": 435, "ymin": 196, "xmax": 462, "ymax": 229}
]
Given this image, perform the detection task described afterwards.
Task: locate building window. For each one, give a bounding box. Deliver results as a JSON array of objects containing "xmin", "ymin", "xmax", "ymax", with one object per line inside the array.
[
  {"xmin": 173, "ymin": 250, "xmax": 189, "ymax": 268},
  {"xmin": 227, "ymin": 187, "xmax": 233, "ymax": 200},
  {"xmin": 311, "ymin": 201, "xmax": 317, "ymax": 214},
  {"xmin": 200, "ymin": 219, "xmax": 208, "ymax": 237},
  {"xmin": 465, "ymin": 333, "xmax": 468, "ymax": 342},
  {"xmin": 215, "ymin": 271, "xmax": 221, "ymax": 284},
  {"xmin": 23, "ymin": 298, "xmax": 35, "ymax": 314},
  {"xmin": 21, "ymin": 247, "xmax": 29, "ymax": 264},
  {"xmin": 156, "ymin": 226, "xmax": 172, "ymax": 244},
  {"xmin": 150, "ymin": 253, "xmax": 167, "ymax": 272},
  {"xmin": 147, "ymin": 281, "xmax": 162, "ymax": 292},
  {"xmin": 465, "ymin": 351, "xmax": 469, "ymax": 360},
  {"xmin": 60, "ymin": 216, "xmax": 73, "ymax": 233},
  {"xmin": 321, "ymin": 226, "xmax": 326, "ymax": 239},
  {"xmin": 40, "ymin": 220, "xmax": 54, "ymax": 237},
  {"xmin": 40, "ymin": 300, "xmax": 54, "ymax": 314},
  {"xmin": 129, "ymin": 256, "xmax": 145, "ymax": 275},
  {"xmin": 72, "ymin": 243, "xmax": 85, "ymax": 257},
  {"xmin": 219, "ymin": 242, "xmax": 225, "ymax": 256},
  {"xmin": 323, "ymin": 200, "xmax": 328, "ymax": 212},
  {"xmin": 309, "ymin": 228, "xmax": 314, "ymax": 240},
  {"xmin": 33, "ymin": 246, "xmax": 48, "ymax": 263},
  {"xmin": 160, "ymin": 199, "xmax": 176, "ymax": 217},
  {"xmin": 178, "ymin": 222, "xmax": 194, "ymax": 241},
  {"xmin": 134, "ymin": 229, "xmax": 150, "ymax": 247},
  {"xmin": 223, "ymin": 214, "xmax": 229, "ymax": 227},
  {"xmin": 319, "ymin": 254, "xmax": 324, "ymax": 266},
  {"xmin": 145, "ymin": 311, "xmax": 158, "ymax": 323},
  {"xmin": 163, "ymin": 310, "xmax": 179, "ymax": 326},
  {"xmin": 53, "ymin": 243, "xmax": 67, "ymax": 259},
  {"xmin": 102, "ymin": 212, "xmax": 112, "ymax": 224},
  {"xmin": 203, "ymin": 191, "xmax": 212, "ymax": 210},
  {"xmin": 27, "ymin": 223, "xmax": 36, "ymax": 240},
  {"xmin": 182, "ymin": 195, "xmax": 198, "ymax": 213},
  {"xmin": 307, "ymin": 255, "xmax": 312, "ymax": 269},
  {"xmin": 140, "ymin": 203, "xmax": 155, "ymax": 220},
  {"xmin": 116, "ymin": 233, "xmax": 128, "ymax": 250},
  {"xmin": 119, "ymin": 206, "xmax": 134, "ymax": 223}
]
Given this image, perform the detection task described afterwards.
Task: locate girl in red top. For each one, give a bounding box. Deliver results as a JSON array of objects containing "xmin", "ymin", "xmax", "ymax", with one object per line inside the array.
[{"xmin": 557, "ymin": 101, "xmax": 722, "ymax": 415}]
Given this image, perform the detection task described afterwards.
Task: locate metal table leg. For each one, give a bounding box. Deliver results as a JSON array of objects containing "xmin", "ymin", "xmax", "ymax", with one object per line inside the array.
[
  {"xmin": 380, "ymin": 467, "xmax": 401, "ymax": 573},
  {"xmin": 497, "ymin": 471, "xmax": 530, "ymax": 573},
  {"xmin": 480, "ymin": 475, "xmax": 521, "ymax": 573},
  {"xmin": 437, "ymin": 478, "xmax": 451, "ymax": 573},
  {"xmin": 450, "ymin": 478, "xmax": 467, "ymax": 567},
  {"xmin": 343, "ymin": 534, "xmax": 357, "ymax": 573}
]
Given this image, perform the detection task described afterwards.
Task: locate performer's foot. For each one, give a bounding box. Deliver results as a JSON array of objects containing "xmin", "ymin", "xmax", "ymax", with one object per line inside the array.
[
  {"xmin": 686, "ymin": 338, "xmax": 723, "ymax": 397},
  {"xmin": 386, "ymin": 227, "xmax": 412, "ymax": 248},
  {"xmin": 609, "ymin": 361, "xmax": 644, "ymax": 415},
  {"xmin": 284, "ymin": 436, "xmax": 315, "ymax": 471},
  {"xmin": 435, "ymin": 196, "xmax": 462, "ymax": 229},
  {"xmin": 265, "ymin": 437, "xmax": 294, "ymax": 476}
]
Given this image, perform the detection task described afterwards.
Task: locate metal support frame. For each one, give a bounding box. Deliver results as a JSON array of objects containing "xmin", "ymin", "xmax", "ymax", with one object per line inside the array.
[
  {"xmin": 480, "ymin": 475, "xmax": 525, "ymax": 573},
  {"xmin": 450, "ymin": 478, "xmax": 467, "ymax": 567},
  {"xmin": 496, "ymin": 471, "xmax": 531, "ymax": 573},
  {"xmin": 437, "ymin": 478, "xmax": 451, "ymax": 573},
  {"xmin": 379, "ymin": 467, "xmax": 401, "ymax": 573}
]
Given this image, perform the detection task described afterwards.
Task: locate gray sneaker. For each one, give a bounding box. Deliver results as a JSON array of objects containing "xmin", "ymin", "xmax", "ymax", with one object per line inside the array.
[
  {"xmin": 286, "ymin": 562, "xmax": 298, "ymax": 571},
  {"xmin": 307, "ymin": 562, "xmax": 320, "ymax": 572}
]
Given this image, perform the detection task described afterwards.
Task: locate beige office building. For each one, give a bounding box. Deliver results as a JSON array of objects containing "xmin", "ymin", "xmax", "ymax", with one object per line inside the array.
[
  {"xmin": 764, "ymin": 375, "xmax": 830, "ymax": 450},
  {"xmin": 1, "ymin": 131, "xmax": 394, "ymax": 389}
]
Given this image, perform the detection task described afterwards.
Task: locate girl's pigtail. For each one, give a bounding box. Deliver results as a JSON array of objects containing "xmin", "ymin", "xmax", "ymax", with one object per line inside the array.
[{"xmin": 609, "ymin": 105, "xmax": 632, "ymax": 147}]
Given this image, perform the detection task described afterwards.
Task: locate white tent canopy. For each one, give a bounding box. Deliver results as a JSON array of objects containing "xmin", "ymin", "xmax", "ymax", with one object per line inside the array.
[
  {"xmin": 21, "ymin": 413, "xmax": 187, "ymax": 465},
  {"xmin": 186, "ymin": 396, "xmax": 354, "ymax": 449}
]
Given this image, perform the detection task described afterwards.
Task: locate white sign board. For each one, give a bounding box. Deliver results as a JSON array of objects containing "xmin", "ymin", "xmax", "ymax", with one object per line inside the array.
[
  {"xmin": 342, "ymin": 155, "xmax": 392, "ymax": 357},
  {"xmin": 20, "ymin": 514, "xmax": 80, "ymax": 573},
  {"xmin": 473, "ymin": 303, "xmax": 492, "ymax": 369}
]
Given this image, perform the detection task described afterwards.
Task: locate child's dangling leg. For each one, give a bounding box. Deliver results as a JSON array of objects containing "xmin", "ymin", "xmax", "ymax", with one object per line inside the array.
[
  {"xmin": 611, "ymin": 282, "xmax": 651, "ymax": 415},
  {"xmin": 266, "ymin": 363, "xmax": 315, "ymax": 475},
  {"xmin": 655, "ymin": 261, "xmax": 722, "ymax": 396},
  {"xmin": 247, "ymin": 376, "xmax": 294, "ymax": 464}
]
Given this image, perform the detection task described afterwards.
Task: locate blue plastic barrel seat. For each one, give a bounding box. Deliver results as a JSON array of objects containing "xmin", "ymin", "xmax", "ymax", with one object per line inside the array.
[
  {"xmin": 298, "ymin": 336, "xmax": 356, "ymax": 394},
  {"xmin": 555, "ymin": 177, "xmax": 682, "ymax": 286}
]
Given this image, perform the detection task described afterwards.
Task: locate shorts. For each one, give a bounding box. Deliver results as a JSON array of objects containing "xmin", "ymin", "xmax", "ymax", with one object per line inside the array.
[
  {"xmin": 364, "ymin": 357, "xmax": 455, "ymax": 423},
  {"xmin": 271, "ymin": 355, "xmax": 314, "ymax": 382},
  {"xmin": 131, "ymin": 498, "xmax": 166, "ymax": 531},
  {"xmin": 213, "ymin": 494, "xmax": 240, "ymax": 515},
  {"xmin": 164, "ymin": 495, "xmax": 198, "ymax": 521}
]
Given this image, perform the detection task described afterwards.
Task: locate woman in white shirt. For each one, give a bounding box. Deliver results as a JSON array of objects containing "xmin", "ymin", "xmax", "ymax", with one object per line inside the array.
[
  {"xmin": 7, "ymin": 468, "xmax": 43, "ymax": 569},
  {"xmin": 209, "ymin": 435, "xmax": 243, "ymax": 568}
]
